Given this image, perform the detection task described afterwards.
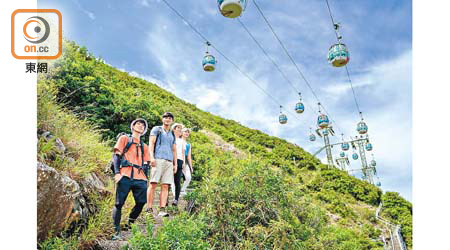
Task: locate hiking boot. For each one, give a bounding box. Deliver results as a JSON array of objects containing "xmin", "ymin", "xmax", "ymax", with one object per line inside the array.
[
  {"xmin": 158, "ymin": 208, "xmax": 169, "ymax": 217},
  {"xmin": 172, "ymin": 200, "xmax": 178, "ymax": 206},
  {"xmin": 146, "ymin": 207, "xmax": 153, "ymax": 213},
  {"xmin": 112, "ymin": 232, "xmax": 123, "ymax": 241}
]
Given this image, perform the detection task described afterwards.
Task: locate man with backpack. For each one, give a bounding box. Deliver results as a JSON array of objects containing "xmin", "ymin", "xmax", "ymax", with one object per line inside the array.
[
  {"xmin": 147, "ymin": 112, "xmax": 177, "ymax": 217},
  {"xmin": 111, "ymin": 118, "xmax": 150, "ymax": 240}
]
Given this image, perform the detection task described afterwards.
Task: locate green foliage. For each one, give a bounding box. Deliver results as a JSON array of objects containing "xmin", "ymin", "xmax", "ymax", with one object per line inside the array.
[
  {"xmin": 127, "ymin": 213, "xmax": 210, "ymax": 250},
  {"xmin": 39, "ymin": 235, "xmax": 79, "ymax": 250},
  {"xmin": 308, "ymin": 169, "xmax": 382, "ymax": 206},
  {"xmin": 36, "ymin": 40, "xmax": 412, "ymax": 249},
  {"xmin": 38, "ymin": 80, "xmax": 111, "ymax": 177},
  {"xmin": 381, "ymin": 192, "xmax": 413, "ymax": 248}
]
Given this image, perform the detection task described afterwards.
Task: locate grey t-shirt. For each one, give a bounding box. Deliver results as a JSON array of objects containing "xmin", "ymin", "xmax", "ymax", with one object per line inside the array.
[{"xmin": 150, "ymin": 126, "xmax": 176, "ymax": 161}]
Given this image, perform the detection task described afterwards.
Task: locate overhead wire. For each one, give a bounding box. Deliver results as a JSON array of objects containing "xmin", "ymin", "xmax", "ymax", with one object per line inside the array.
[
  {"xmin": 324, "ymin": 0, "xmax": 363, "ymax": 119},
  {"xmin": 251, "ymin": 0, "xmax": 344, "ymax": 135},
  {"xmin": 161, "ymin": 0, "xmax": 304, "ymax": 123},
  {"xmin": 237, "ymin": 18, "xmax": 316, "ymax": 123}
]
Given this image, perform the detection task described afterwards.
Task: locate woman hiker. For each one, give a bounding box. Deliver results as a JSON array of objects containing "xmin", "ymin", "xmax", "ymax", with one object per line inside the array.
[
  {"xmin": 170, "ymin": 123, "xmax": 186, "ymax": 206},
  {"xmin": 180, "ymin": 127, "xmax": 193, "ymax": 196}
]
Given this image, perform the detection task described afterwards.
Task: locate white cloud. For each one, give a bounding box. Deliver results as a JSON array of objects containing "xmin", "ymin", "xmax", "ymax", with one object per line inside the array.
[{"xmin": 132, "ymin": 1, "xmax": 412, "ymax": 201}]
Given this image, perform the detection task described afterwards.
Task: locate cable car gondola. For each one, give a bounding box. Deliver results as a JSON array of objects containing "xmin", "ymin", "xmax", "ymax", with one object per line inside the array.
[
  {"xmin": 370, "ymin": 159, "xmax": 376, "ymax": 167},
  {"xmin": 279, "ymin": 106, "xmax": 287, "ymax": 124},
  {"xmin": 340, "ymin": 134, "xmax": 349, "ymax": 151},
  {"xmin": 352, "ymin": 153, "xmax": 358, "ymax": 160},
  {"xmin": 365, "ymin": 143, "xmax": 373, "ymax": 151},
  {"xmin": 357, "ymin": 119, "xmax": 368, "ymax": 134},
  {"xmin": 217, "ymin": 0, "xmax": 247, "ymax": 18},
  {"xmin": 203, "ymin": 42, "xmax": 217, "ymax": 72},
  {"xmin": 340, "ymin": 151, "xmax": 345, "ymax": 158},
  {"xmin": 309, "ymin": 127, "xmax": 316, "ymax": 141},
  {"xmin": 295, "ymin": 93, "xmax": 305, "ymax": 114},
  {"xmin": 318, "ymin": 113, "xmax": 329, "ymax": 128},
  {"xmin": 327, "ymin": 23, "xmax": 349, "ymax": 67}
]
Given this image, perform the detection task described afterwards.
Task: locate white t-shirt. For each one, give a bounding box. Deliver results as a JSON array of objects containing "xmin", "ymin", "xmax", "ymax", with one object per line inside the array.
[{"xmin": 176, "ymin": 137, "xmax": 186, "ymax": 160}]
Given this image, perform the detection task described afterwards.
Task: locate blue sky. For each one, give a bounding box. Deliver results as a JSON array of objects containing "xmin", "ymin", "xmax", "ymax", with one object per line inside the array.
[{"xmin": 39, "ymin": 0, "xmax": 412, "ymax": 201}]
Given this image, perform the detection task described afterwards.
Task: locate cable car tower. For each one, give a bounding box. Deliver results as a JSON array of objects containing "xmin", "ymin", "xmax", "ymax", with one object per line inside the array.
[
  {"xmin": 336, "ymin": 151, "xmax": 349, "ymax": 171},
  {"xmin": 315, "ymin": 103, "xmax": 335, "ymax": 168}
]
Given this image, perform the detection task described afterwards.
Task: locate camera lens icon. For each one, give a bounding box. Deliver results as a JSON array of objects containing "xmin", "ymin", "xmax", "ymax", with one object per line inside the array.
[{"xmin": 23, "ymin": 16, "xmax": 50, "ymax": 44}]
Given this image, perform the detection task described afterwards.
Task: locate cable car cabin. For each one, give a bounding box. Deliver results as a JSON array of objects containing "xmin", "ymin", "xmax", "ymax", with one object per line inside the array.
[
  {"xmin": 317, "ymin": 114, "xmax": 329, "ymax": 128},
  {"xmin": 217, "ymin": 0, "xmax": 247, "ymax": 18},
  {"xmin": 202, "ymin": 53, "xmax": 216, "ymax": 72},
  {"xmin": 376, "ymin": 182, "xmax": 381, "ymax": 187},
  {"xmin": 279, "ymin": 114, "xmax": 287, "ymax": 124},
  {"xmin": 365, "ymin": 143, "xmax": 373, "ymax": 151},
  {"xmin": 357, "ymin": 120, "xmax": 368, "ymax": 134},
  {"xmin": 327, "ymin": 43, "xmax": 349, "ymax": 67},
  {"xmin": 341, "ymin": 142, "xmax": 349, "ymax": 151},
  {"xmin": 309, "ymin": 134, "xmax": 316, "ymax": 141},
  {"xmin": 370, "ymin": 160, "xmax": 376, "ymax": 167},
  {"xmin": 295, "ymin": 102, "xmax": 305, "ymax": 113},
  {"xmin": 340, "ymin": 151, "xmax": 345, "ymax": 158},
  {"xmin": 352, "ymin": 153, "xmax": 358, "ymax": 160}
]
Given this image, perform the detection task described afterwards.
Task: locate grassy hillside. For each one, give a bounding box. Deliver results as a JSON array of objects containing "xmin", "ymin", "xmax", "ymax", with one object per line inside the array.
[{"xmin": 37, "ymin": 40, "xmax": 412, "ymax": 249}]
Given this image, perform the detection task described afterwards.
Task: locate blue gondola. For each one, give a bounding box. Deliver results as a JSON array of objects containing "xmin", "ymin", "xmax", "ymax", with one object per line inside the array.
[
  {"xmin": 340, "ymin": 151, "xmax": 345, "ymax": 158},
  {"xmin": 370, "ymin": 159, "xmax": 376, "ymax": 167},
  {"xmin": 341, "ymin": 142, "xmax": 349, "ymax": 151},
  {"xmin": 217, "ymin": 0, "xmax": 247, "ymax": 18},
  {"xmin": 352, "ymin": 153, "xmax": 358, "ymax": 160},
  {"xmin": 202, "ymin": 53, "xmax": 216, "ymax": 72},
  {"xmin": 279, "ymin": 113, "xmax": 287, "ymax": 124},
  {"xmin": 357, "ymin": 120, "xmax": 368, "ymax": 134},
  {"xmin": 309, "ymin": 134, "xmax": 316, "ymax": 141},
  {"xmin": 295, "ymin": 102, "xmax": 305, "ymax": 114},
  {"xmin": 317, "ymin": 113, "xmax": 329, "ymax": 128},
  {"xmin": 365, "ymin": 143, "xmax": 373, "ymax": 151},
  {"xmin": 376, "ymin": 182, "xmax": 381, "ymax": 187},
  {"xmin": 328, "ymin": 43, "xmax": 349, "ymax": 67}
]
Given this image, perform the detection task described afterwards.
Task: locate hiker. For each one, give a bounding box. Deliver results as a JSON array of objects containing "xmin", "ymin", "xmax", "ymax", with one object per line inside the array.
[
  {"xmin": 147, "ymin": 112, "xmax": 177, "ymax": 217},
  {"xmin": 180, "ymin": 127, "xmax": 193, "ymax": 196},
  {"xmin": 111, "ymin": 118, "xmax": 150, "ymax": 240},
  {"xmin": 170, "ymin": 123, "xmax": 186, "ymax": 206}
]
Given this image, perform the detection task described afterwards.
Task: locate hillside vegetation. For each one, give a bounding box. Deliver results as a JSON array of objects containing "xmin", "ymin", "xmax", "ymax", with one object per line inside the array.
[{"xmin": 37, "ymin": 40, "xmax": 412, "ymax": 249}]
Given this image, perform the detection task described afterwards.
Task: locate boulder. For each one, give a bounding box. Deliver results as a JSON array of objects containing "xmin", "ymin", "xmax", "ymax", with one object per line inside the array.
[
  {"xmin": 41, "ymin": 131, "xmax": 66, "ymax": 153},
  {"xmin": 37, "ymin": 162, "xmax": 89, "ymax": 242}
]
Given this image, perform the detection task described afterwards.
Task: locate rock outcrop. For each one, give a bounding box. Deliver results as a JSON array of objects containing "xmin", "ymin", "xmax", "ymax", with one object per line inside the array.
[{"xmin": 37, "ymin": 161, "xmax": 107, "ymax": 242}]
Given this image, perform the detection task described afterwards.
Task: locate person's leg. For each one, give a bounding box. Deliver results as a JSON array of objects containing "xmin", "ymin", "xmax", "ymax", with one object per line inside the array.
[
  {"xmin": 173, "ymin": 159, "xmax": 183, "ymax": 202},
  {"xmin": 147, "ymin": 161, "xmax": 162, "ymax": 210},
  {"xmin": 160, "ymin": 184, "xmax": 169, "ymax": 208},
  {"xmin": 159, "ymin": 160, "xmax": 174, "ymax": 215},
  {"xmin": 129, "ymin": 180, "xmax": 148, "ymax": 224},
  {"xmin": 147, "ymin": 182, "xmax": 158, "ymax": 211},
  {"xmin": 171, "ymin": 181, "xmax": 176, "ymax": 198},
  {"xmin": 112, "ymin": 177, "xmax": 131, "ymax": 235},
  {"xmin": 181, "ymin": 164, "xmax": 191, "ymax": 193}
]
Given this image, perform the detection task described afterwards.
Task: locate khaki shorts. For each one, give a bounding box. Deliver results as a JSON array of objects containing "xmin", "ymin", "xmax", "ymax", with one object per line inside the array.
[{"xmin": 150, "ymin": 159, "xmax": 174, "ymax": 185}]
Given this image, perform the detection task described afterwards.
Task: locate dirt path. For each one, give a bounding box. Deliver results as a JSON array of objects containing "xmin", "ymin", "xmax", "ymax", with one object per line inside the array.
[{"xmin": 97, "ymin": 187, "xmax": 190, "ymax": 250}]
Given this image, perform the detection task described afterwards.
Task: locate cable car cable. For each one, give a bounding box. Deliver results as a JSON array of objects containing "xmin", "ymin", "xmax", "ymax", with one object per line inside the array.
[
  {"xmin": 252, "ymin": 0, "xmax": 343, "ymax": 135},
  {"xmin": 161, "ymin": 0, "xmax": 303, "ymax": 124},
  {"xmin": 324, "ymin": 0, "xmax": 363, "ymax": 117}
]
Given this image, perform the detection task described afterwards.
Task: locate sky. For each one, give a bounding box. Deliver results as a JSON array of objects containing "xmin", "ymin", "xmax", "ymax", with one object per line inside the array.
[{"xmin": 38, "ymin": 0, "xmax": 412, "ymax": 201}]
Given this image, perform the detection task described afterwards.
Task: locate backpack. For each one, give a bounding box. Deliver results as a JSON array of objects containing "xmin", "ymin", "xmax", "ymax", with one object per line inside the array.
[
  {"xmin": 110, "ymin": 133, "xmax": 148, "ymax": 179},
  {"xmin": 153, "ymin": 126, "xmax": 175, "ymax": 154}
]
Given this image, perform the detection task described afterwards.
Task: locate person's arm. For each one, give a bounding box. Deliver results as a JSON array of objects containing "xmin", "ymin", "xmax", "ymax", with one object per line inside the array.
[
  {"xmin": 188, "ymin": 145, "xmax": 193, "ymax": 172},
  {"xmin": 149, "ymin": 135, "xmax": 157, "ymax": 167},
  {"xmin": 172, "ymin": 143, "xmax": 177, "ymax": 174},
  {"xmin": 113, "ymin": 136, "xmax": 127, "ymax": 183}
]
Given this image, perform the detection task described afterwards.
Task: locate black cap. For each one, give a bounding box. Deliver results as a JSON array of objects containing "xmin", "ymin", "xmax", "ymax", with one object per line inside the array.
[{"xmin": 162, "ymin": 112, "xmax": 174, "ymax": 119}]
